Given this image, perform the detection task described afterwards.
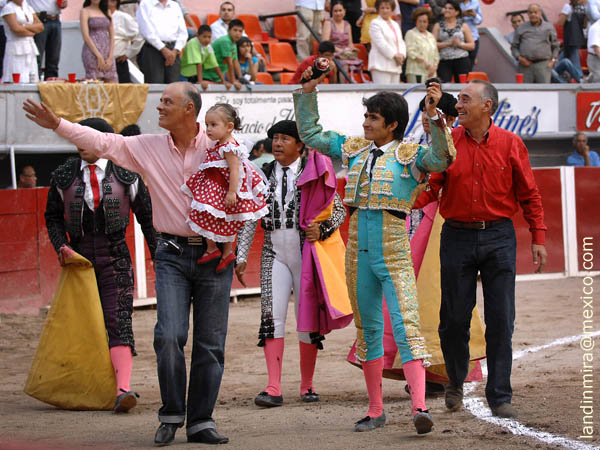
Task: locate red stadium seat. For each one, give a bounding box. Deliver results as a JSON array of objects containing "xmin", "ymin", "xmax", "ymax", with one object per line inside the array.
[
  {"xmin": 255, "ymin": 72, "xmax": 274, "ymax": 84},
  {"xmin": 353, "ymin": 43, "xmax": 368, "ymax": 67},
  {"xmin": 467, "ymin": 71, "xmax": 489, "ymax": 81},
  {"xmin": 238, "ymin": 14, "xmax": 277, "ymax": 43},
  {"xmin": 269, "ymin": 42, "xmax": 300, "ymax": 72},
  {"xmin": 273, "ymin": 16, "xmax": 297, "ymax": 41},
  {"xmin": 253, "ymin": 42, "xmax": 283, "ymax": 72},
  {"xmin": 554, "ymin": 22, "xmax": 564, "ymax": 44},
  {"xmin": 206, "ymin": 14, "xmax": 219, "ymax": 25},
  {"xmin": 189, "ymin": 13, "xmax": 201, "ymax": 29},
  {"xmin": 580, "ymin": 49, "xmax": 589, "ymax": 74},
  {"xmin": 280, "ymin": 72, "xmax": 296, "ymax": 84}
]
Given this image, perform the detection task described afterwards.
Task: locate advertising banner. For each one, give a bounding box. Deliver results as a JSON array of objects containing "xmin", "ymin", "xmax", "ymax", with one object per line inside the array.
[{"xmin": 200, "ymin": 88, "xmax": 559, "ymax": 143}]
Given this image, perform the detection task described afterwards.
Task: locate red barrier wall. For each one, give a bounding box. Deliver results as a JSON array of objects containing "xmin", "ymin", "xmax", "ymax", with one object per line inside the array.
[
  {"xmin": 575, "ymin": 167, "xmax": 600, "ymax": 271},
  {"xmin": 514, "ymin": 168, "xmax": 565, "ymax": 274},
  {"xmin": 0, "ymin": 187, "xmax": 154, "ymax": 314},
  {"xmin": 0, "ymin": 168, "xmax": 594, "ymax": 314}
]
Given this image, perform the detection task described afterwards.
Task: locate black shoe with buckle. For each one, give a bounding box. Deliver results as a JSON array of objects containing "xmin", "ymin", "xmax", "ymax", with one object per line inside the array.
[{"xmin": 301, "ymin": 388, "xmax": 320, "ymax": 403}]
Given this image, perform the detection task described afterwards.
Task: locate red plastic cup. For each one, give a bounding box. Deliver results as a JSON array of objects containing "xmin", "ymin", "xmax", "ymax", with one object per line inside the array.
[
  {"xmin": 68, "ymin": 73, "xmax": 77, "ymax": 83},
  {"xmin": 261, "ymin": 32, "xmax": 269, "ymax": 41},
  {"xmin": 12, "ymin": 73, "xmax": 20, "ymax": 83},
  {"xmin": 459, "ymin": 74, "xmax": 467, "ymax": 83},
  {"xmin": 515, "ymin": 73, "xmax": 524, "ymax": 83}
]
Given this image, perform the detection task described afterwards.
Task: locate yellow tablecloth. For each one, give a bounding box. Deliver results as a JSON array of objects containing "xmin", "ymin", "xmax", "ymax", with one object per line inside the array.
[{"xmin": 38, "ymin": 82, "xmax": 149, "ymax": 134}]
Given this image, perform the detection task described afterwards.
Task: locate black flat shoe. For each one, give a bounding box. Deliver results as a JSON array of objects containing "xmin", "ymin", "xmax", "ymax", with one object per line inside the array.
[
  {"xmin": 187, "ymin": 428, "xmax": 229, "ymax": 445},
  {"xmin": 301, "ymin": 388, "xmax": 320, "ymax": 403},
  {"xmin": 154, "ymin": 423, "xmax": 179, "ymax": 447},
  {"xmin": 113, "ymin": 389, "xmax": 139, "ymax": 413},
  {"xmin": 254, "ymin": 391, "xmax": 283, "ymax": 407}
]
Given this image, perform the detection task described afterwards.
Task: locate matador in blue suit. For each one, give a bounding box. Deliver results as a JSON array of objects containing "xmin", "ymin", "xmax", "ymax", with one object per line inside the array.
[{"xmin": 293, "ymin": 75, "xmax": 455, "ymax": 435}]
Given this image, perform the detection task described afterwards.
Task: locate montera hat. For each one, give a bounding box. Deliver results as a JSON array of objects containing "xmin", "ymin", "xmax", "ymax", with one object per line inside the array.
[{"xmin": 267, "ymin": 120, "xmax": 301, "ymax": 142}]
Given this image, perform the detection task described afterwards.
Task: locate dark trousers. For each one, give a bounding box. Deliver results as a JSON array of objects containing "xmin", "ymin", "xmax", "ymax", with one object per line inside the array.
[
  {"xmin": 116, "ymin": 59, "xmax": 131, "ymax": 83},
  {"xmin": 138, "ymin": 42, "xmax": 181, "ymax": 84},
  {"xmin": 468, "ymin": 39, "xmax": 479, "ymax": 71},
  {"xmin": 438, "ymin": 220, "xmax": 516, "ymax": 407},
  {"xmin": 438, "ymin": 56, "xmax": 471, "ymax": 83},
  {"xmin": 0, "ymin": 26, "xmax": 6, "ymax": 79},
  {"xmin": 153, "ymin": 239, "xmax": 233, "ymax": 435},
  {"xmin": 74, "ymin": 232, "xmax": 135, "ymax": 352},
  {"xmin": 34, "ymin": 18, "xmax": 61, "ymax": 79}
]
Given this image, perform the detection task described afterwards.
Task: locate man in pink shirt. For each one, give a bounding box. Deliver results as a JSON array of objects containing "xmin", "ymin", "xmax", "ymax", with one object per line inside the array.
[{"xmin": 24, "ymin": 82, "xmax": 231, "ymax": 446}]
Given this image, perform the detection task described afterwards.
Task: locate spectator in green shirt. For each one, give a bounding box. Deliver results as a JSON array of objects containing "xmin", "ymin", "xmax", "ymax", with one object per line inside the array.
[
  {"xmin": 210, "ymin": 18, "xmax": 244, "ymax": 90},
  {"xmin": 180, "ymin": 25, "xmax": 228, "ymax": 89}
]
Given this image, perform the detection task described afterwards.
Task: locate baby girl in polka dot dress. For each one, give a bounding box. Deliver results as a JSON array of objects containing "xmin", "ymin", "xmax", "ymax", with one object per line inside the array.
[{"xmin": 182, "ymin": 103, "xmax": 269, "ymax": 272}]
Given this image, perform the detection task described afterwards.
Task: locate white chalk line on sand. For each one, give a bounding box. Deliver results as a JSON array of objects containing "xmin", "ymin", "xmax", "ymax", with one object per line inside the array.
[{"xmin": 463, "ymin": 331, "xmax": 600, "ymax": 450}]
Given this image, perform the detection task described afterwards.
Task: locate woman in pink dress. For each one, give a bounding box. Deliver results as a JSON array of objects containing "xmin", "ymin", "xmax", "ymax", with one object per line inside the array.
[
  {"xmin": 80, "ymin": 0, "xmax": 117, "ymax": 82},
  {"xmin": 183, "ymin": 103, "xmax": 268, "ymax": 273}
]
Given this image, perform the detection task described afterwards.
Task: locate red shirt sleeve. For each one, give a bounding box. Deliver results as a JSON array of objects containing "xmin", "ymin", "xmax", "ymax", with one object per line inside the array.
[{"xmin": 511, "ymin": 136, "xmax": 547, "ymax": 245}]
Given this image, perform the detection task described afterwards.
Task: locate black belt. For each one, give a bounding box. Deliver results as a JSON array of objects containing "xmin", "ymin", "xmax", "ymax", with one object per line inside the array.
[
  {"xmin": 157, "ymin": 232, "xmax": 204, "ymax": 246},
  {"xmin": 445, "ymin": 218, "xmax": 508, "ymax": 230},
  {"xmin": 349, "ymin": 207, "xmax": 407, "ymax": 220}
]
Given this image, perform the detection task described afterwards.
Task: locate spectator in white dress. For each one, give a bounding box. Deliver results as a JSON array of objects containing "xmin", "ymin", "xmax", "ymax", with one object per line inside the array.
[{"xmin": 1, "ymin": 0, "xmax": 43, "ymax": 83}]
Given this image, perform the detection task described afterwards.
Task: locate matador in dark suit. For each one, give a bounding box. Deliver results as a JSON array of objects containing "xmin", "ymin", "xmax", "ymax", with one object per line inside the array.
[{"xmin": 44, "ymin": 117, "xmax": 156, "ymax": 413}]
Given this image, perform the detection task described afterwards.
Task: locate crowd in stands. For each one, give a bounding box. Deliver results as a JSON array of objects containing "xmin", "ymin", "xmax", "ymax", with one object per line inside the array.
[{"xmin": 1, "ymin": 0, "xmax": 600, "ymax": 86}]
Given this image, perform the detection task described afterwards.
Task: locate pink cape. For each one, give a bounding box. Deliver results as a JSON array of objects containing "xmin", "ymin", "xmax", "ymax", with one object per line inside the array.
[{"xmin": 296, "ymin": 151, "xmax": 353, "ymax": 336}]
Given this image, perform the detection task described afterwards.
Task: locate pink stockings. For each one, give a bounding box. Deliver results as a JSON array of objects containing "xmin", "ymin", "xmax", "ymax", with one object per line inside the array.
[
  {"xmin": 263, "ymin": 338, "xmax": 319, "ymax": 396},
  {"xmin": 362, "ymin": 357, "xmax": 384, "ymax": 417},
  {"xmin": 109, "ymin": 345, "xmax": 132, "ymax": 395},
  {"xmin": 299, "ymin": 341, "xmax": 318, "ymax": 395},
  {"xmin": 362, "ymin": 357, "xmax": 427, "ymax": 417},
  {"xmin": 403, "ymin": 359, "xmax": 427, "ymax": 414},
  {"xmin": 263, "ymin": 338, "xmax": 284, "ymax": 396}
]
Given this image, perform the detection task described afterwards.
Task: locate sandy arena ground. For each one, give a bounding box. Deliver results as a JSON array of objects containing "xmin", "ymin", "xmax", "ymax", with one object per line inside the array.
[{"xmin": 0, "ymin": 277, "xmax": 599, "ymax": 450}]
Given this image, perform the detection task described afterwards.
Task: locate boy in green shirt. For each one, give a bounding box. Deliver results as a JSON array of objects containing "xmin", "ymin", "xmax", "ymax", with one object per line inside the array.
[
  {"xmin": 210, "ymin": 18, "xmax": 245, "ymax": 90},
  {"xmin": 181, "ymin": 25, "xmax": 228, "ymax": 90}
]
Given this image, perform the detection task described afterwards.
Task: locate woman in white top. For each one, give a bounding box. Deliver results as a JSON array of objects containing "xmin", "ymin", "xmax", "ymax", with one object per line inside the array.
[
  {"xmin": 405, "ymin": 6, "xmax": 439, "ymax": 83},
  {"xmin": 1, "ymin": 0, "xmax": 43, "ymax": 83},
  {"xmin": 368, "ymin": 0, "xmax": 405, "ymax": 85}
]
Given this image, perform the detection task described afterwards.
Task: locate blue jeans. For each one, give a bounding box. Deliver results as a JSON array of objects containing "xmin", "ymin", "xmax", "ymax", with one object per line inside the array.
[
  {"xmin": 34, "ymin": 18, "xmax": 61, "ymax": 79},
  {"xmin": 551, "ymin": 57, "xmax": 583, "ymax": 83},
  {"xmin": 153, "ymin": 239, "xmax": 233, "ymax": 435},
  {"xmin": 438, "ymin": 220, "xmax": 516, "ymax": 407}
]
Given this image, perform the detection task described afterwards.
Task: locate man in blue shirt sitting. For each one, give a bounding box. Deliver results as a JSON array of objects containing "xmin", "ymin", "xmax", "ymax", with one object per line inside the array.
[{"xmin": 567, "ymin": 133, "xmax": 600, "ymax": 166}]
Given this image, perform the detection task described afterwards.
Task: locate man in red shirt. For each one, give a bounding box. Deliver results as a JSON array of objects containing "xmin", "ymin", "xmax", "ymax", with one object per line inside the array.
[
  {"xmin": 430, "ymin": 80, "xmax": 547, "ymax": 419},
  {"xmin": 289, "ymin": 40, "xmax": 336, "ymax": 84}
]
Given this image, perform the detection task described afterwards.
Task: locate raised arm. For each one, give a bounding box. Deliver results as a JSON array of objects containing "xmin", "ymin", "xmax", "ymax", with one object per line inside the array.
[
  {"xmin": 292, "ymin": 72, "xmax": 348, "ymax": 161},
  {"xmin": 23, "ymin": 99, "xmax": 146, "ymax": 176},
  {"xmin": 416, "ymin": 82, "xmax": 456, "ymax": 173}
]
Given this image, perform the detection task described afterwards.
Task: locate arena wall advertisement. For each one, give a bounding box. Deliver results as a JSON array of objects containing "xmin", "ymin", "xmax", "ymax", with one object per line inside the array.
[
  {"xmin": 576, "ymin": 92, "xmax": 600, "ymax": 132},
  {"xmin": 198, "ymin": 89, "xmax": 559, "ymax": 143}
]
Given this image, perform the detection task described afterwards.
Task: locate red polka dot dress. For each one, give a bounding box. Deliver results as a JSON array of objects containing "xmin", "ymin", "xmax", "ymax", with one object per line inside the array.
[{"xmin": 182, "ymin": 141, "xmax": 268, "ymax": 242}]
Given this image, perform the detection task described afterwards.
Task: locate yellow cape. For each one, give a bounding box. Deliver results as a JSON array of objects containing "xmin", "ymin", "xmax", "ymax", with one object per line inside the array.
[{"xmin": 24, "ymin": 252, "xmax": 116, "ymax": 410}]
